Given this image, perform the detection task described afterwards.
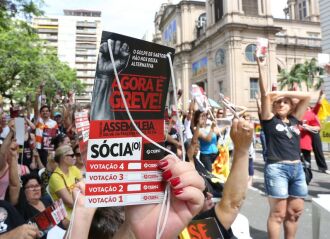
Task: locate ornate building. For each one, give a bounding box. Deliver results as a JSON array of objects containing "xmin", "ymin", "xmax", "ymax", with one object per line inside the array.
[{"xmin": 154, "ymin": 0, "xmax": 321, "ymax": 112}]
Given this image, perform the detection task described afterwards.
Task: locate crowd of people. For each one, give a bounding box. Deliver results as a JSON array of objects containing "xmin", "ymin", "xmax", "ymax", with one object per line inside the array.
[{"xmin": 0, "ymin": 57, "xmax": 329, "ymax": 239}]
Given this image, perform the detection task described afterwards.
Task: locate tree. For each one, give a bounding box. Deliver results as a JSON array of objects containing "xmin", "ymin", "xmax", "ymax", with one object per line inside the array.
[
  {"xmin": 0, "ymin": 0, "xmax": 44, "ymax": 30},
  {"xmin": 278, "ymin": 58, "xmax": 324, "ymax": 91},
  {"xmin": 0, "ymin": 21, "xmax": 85, "ymax": 104},
  {"xmin": 278, "ymin": 63, "xmax": 303, "ymax": 90}
]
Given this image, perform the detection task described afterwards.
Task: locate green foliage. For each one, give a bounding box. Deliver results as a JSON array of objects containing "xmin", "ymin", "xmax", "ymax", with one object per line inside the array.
[
  {"xmin": 278, "ymin": 58, "xmax": 324, "ymax": 91},
  {"xmin": 0, "ymin": 21, "xmax": 85, "ymax": 104},
  {"xmin": 0, "ymin": 0, "xmax": 44, "ymax": 29}
]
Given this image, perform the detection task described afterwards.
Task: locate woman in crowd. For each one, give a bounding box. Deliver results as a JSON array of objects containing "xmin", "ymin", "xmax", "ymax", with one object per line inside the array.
[
  {"xmin": 73, "ymin": 144, "xmax": 85, "ymax": 175},
  {"xmin": 193, "ymin": 110, "xmax": 221, "ymax": 172},
  {"xmin": 257, "ymin": 57, "xmax": 311, "ymax": 239},
  {"xmin": 7, "ymin": 140, "xmax": 52, "ymax": 238},
  {"xmin": 48, "ymin": 145, "xmax": 82, "ymax": 220}
]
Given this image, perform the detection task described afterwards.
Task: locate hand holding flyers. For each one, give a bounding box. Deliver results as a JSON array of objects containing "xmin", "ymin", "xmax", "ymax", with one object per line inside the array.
[{"xmin": 124, "ymin": 155, "xmax": 204, "ymax": 239}]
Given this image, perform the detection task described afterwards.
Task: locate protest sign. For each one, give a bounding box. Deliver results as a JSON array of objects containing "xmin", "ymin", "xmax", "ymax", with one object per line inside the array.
[
  {"xmin": 14, "ymin": 117, "xmax": 25, "ymax": 145},
  {"xmin": 87, "ymin": 31, "xmax": 175, "ymax": 207},
  {"xmin": 74, "ymin": 111, "xmax": 90, "ymax": 166},
  {"xmin": 191, "ymin": 84, "xmax": 208, "ymax": 111},
  {"xmin": 256, "ymin": 37, "xmax": 268, "ymax": 59},
  {"xmin": 28, "ymin": 199, "xmax": 67, "ymax": 237},
  {"xmin": 179, "ymin": 218, "xmax": 225, "ymax": 239}
]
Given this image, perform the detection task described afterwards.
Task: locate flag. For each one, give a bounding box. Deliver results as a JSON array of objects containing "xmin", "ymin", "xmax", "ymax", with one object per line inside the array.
[{"xmin": 317, "ymin": 97, "xmax": 330, "ymax": 122}]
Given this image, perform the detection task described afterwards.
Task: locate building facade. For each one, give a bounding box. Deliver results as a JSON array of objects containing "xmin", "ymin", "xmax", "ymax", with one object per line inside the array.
[
  {"xmin": 154, "ymin": 0, "xmax": 321, "ymax": 113},
  {"xmin": 319, "ymin": 0, "xmax": 330, "ymax": 53},
  {"xmin": 33, "ymin": 10, "xmax": 102, "ymax": 103}
]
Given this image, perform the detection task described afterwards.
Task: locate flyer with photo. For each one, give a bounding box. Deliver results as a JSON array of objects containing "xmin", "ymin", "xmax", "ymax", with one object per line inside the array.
[{"xmin": 86, "ymin": 31, "xmax": 175, "ymax": 207}]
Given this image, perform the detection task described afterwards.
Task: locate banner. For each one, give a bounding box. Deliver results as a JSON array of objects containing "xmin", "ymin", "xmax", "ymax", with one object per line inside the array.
[
  {"xmin": 320, "ymin": 122, "xmax": 330, "ymax": 143},
  {"xmin": 87, "ymin": 31, "xmax": 174, "ymax": 207}
]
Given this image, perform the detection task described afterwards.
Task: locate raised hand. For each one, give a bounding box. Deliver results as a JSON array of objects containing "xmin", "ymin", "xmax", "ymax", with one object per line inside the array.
[{"xmin": 125, "ymin": 155, "xmax": 205, "ymax": 239}]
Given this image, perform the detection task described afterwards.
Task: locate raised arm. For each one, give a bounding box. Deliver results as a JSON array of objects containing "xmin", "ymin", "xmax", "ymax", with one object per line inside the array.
[
  {"xmin": 215, "ymin": 118, "xmax": 253, "ymax": 229},
  {"xmin": 187, "ymin": 122, "xmax": 200, "ymax": 163},
  {"xmin": 8, "ymin": 140, "xmax": 20, "ymax": 205},
  {"xmin": 268, "ymin": 91, "xmax": 311, "ymax": 120},
  {"xmin": 0, "ymin": 130, "xmax": 14, "ymax": 171},
  {"xmin": 256, "ymin": 57, "xmax": 273, "ymax": 120},
  {"xmin": 34, "ymin": 87, "xmax": 41, "ymax": 122}
]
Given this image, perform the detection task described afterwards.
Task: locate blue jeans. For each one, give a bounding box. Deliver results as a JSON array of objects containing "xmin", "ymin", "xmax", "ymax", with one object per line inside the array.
[
  {"xmin": 260, "ymin": 130, "xmax": 267, "ymax": 161},
  {"xmin": 264, "ymin": 162, "xmax": 308, "ymax": 198}
]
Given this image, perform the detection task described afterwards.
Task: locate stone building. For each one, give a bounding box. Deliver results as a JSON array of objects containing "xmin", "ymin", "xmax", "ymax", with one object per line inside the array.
[{"xmin": 154, "ymin": 0, "xmax": 321, "ymax": 113}]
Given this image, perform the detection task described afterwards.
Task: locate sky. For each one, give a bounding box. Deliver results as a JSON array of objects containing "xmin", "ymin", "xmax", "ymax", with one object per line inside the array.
[{"xmin": 43, "ymin": 0, "xmax": 287, "ymax": 39}]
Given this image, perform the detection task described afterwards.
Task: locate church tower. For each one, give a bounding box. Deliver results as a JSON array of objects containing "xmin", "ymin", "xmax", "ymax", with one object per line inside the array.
[{"xmin": 287, "ymin": 0, "xmax": 319, "ymax": 22}]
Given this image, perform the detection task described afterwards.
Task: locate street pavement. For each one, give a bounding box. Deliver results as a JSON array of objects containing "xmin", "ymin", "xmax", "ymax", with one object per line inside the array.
[{"xmin": 240, "ymin": 150, "xmax": 330, "ymax": 239}]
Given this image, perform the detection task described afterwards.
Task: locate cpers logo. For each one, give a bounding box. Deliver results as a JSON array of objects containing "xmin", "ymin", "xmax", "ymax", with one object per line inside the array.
[
  {"xmin": 143, "ymin": 143, "xmax": 164, "ymax": 160},
  {"xmin": 88, "ymin": 137, "xmax": 142, "ymax": 160}
]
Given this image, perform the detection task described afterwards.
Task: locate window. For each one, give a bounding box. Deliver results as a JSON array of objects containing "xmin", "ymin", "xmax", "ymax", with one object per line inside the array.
[
  {"xmin": 215, "ymin": 48, "xmax": 225, "ymax": 66},
  {"xmin": 299, "ymin": 3, "xmax": 302, "ymax": 20},
  {"xmin": 250, "ymin": 78, "xmax": 258, "ymax": 99},
  {"xmin": 303, "ymin": 1, "xmax": 307, "ymax": 18},
  {"xmin": 214, "ymin": 0, "xmax": 224, "ymax": 22},
  {"xmin": 218, "ymin": 81, "xmax": 224, "ymax": 94},
  {"xmin": 242, "ymin": 0, "xmax": 258, "ymax": 16},
  {"xmin": 245, "ymin": 44, "xmax": 256, "ymax": 62}
]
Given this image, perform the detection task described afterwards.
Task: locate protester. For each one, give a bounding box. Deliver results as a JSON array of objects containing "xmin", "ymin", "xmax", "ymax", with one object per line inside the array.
[
  {"xmin": 0, "ymin": 222, "xmax": 39, "ymax": 239},
  {"xmin": 48, "ymin": 145, "xmax": 82, "ymax": 219},
  {"xmin": 54, "ymin": 112, "xmax": 66, "ymax": 135},
  {"xmin": 0, "ymin": 130, "xmax": 29, "ymax": 200},
  {"xmin": 300, "ymin": 106, "xmax": 321, "ymax": 183},
  {"xmin": 310, "ymin": 90, "xmax": 330, "ymax": 174},
  {"xmin": 165, "ymin": 115, "xmax": 182, "ymax": 157},
  {"xmin": 73, "ymin": 144, "xmax": 85, "ymax": 175},
  {"xmin": 193, "ymin": 110, "xmax": 221, "ymax": 172},
  {"xmin": 34, "ymin": 102, "xmax": 58, "ymax": 168},
  {"xmin": 0, "ymin": 200, "xmax": 29, "ymax": 236},
  {"xmin": 257, "ymin": 56, "xmax": 311, "ymax": 239}
]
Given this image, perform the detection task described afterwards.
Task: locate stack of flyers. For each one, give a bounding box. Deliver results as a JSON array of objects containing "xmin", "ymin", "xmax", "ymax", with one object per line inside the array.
[
  {"xmin": 28, "ymin": 199, "xmax": 67, "ymax": 236},
  {"xmin": 256, "ymin": 37, "xmax": 268, "ymax": 59}
]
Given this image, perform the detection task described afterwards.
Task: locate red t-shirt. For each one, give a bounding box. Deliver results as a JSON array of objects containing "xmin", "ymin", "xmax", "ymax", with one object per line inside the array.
[{"xmin": 300, "ymin": 109, "xmax": 320, "ymax": 150}]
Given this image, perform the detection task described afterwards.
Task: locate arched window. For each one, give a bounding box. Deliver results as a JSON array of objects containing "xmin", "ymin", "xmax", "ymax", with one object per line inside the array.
[{"xmin": 245, "ymin": 44, "xmax": 256, "ymax": 62}]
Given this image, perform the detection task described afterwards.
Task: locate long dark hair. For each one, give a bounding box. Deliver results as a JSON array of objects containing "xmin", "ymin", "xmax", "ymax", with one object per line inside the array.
[{"xmin": 193, "ymin": 110, "xmax": 203, "ymax": 127}]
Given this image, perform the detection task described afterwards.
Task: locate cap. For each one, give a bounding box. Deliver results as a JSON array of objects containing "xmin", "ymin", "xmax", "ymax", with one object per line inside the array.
[
  {"xmin": 55, "ymin": 145, "xmax": 74, "ymax": 162},
  {"xmin": 54, "ymin": 112, "xmax": 62, "ymax": 117}
]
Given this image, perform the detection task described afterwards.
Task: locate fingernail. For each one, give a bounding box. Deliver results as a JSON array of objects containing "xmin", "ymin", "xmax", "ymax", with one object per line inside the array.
[
  {"xmin": 158, "ymin": 160, "xmax": 168, "ymax": 169},
  {"xmin": 169, "ymin": 177, "xmax": 181, "ymax": 187},
  {"xmin": 173, "ymin": 188, "xmax": 183, "ymax": 195},
  {"xmin": 162, "ymin": 170, "xmax": 172, "ymax": 181}
]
